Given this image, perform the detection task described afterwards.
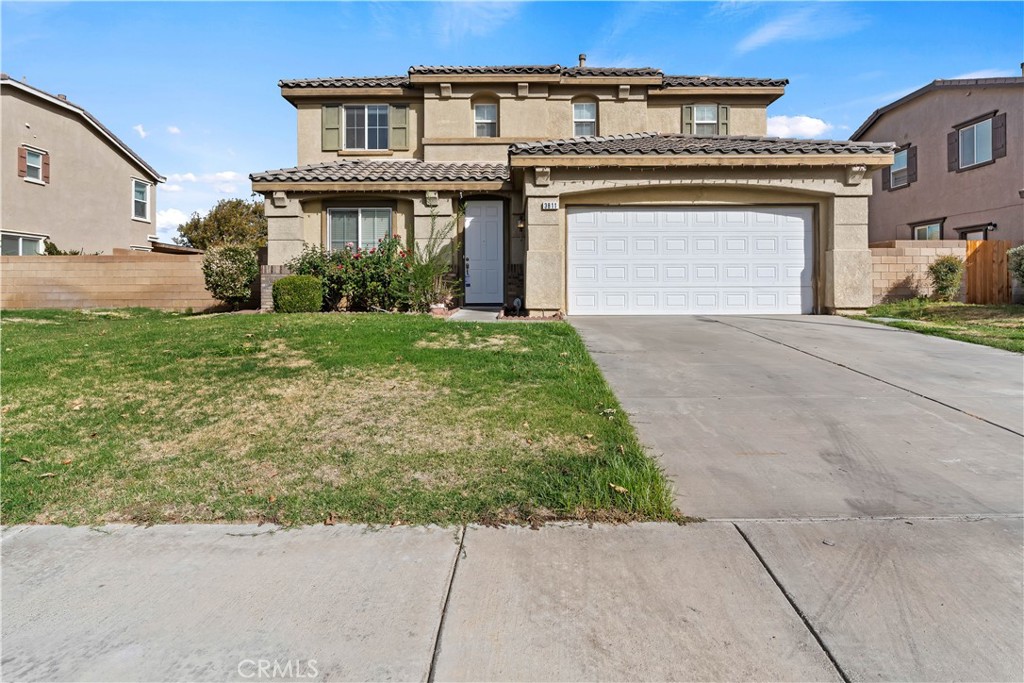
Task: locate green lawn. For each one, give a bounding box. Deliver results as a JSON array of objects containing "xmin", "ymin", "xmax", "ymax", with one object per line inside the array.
[
  {"xmin": 0, "ymin": 309, "xmax": 680, "ymax": 526},
  {"xmin": 863, "ymin": 299, "xmax": 1024, "ymax": 353}
]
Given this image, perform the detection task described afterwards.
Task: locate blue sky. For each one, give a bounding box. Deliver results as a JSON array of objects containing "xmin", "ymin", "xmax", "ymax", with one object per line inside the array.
[{"xmin": 3, "ymin": 1, "xmax": 1022, "ymax": 241}]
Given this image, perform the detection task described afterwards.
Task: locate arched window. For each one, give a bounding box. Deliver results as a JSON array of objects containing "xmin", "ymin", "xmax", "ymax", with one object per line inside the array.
[
  {"xmin": 572, "ymin": 98, "xmax": 598, "ymax": 137},
  {"xmin": 473, "ymin": 98, "xmax": 499, "ymax": 138}
]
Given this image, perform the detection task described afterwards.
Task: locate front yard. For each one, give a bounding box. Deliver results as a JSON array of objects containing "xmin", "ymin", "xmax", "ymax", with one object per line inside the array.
[
  {"xmin": 0, "ymin": 310, "xmax": 679, "ymax": 526},
  {"xmin": 864, "ymin": 300, "xmax": 1024, "ymax": 353}
]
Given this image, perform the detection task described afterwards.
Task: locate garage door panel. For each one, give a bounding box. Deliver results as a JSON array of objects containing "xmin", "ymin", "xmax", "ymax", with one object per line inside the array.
[{"xmin": 567, "ymin": 206, "xmax": 813, "ymax": 315}]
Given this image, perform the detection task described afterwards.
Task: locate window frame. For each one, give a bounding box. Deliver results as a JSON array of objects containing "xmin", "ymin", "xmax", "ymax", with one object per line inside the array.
[
  {"xmin": 890, "ymin": 148, "xmax": 909, "ymax": 188},
  {"xmin": 911, "ymin": 219, "xmax": 944, "ymax": 241},
  {"xmin": 343, "ymin": 104, "xmax": 390, "ymax": 151},
  {"xmin": 24, "ymin": 147, "xmax": 45, "ymax": 183},
  {"xmin": 957, "ymin": 117, "xmax": 994, "ymax": 170},
  {"xmin": 327, "ymin": 207, "xmax": 393, "ymax": 251},
  {"xmin": 572, "ymin": 101, "xmax": 598, "ymax": 137},
  {"xmin": 474, "ymin": 102, "xmax": 498, "ymax": 138},
  {"xmin": 131, "ymin": 178, "xmax": 151, "ymax": 223},
  {"xmin": 1, "ymin": 231, "xmax": 45, "ymax": 256},
  {"xmin": 693, "ymin": 105, "xmax": 719, "ymax": 137}
]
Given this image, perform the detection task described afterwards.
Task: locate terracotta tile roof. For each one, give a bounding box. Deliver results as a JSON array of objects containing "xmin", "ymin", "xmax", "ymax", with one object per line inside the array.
[
  {"xmin": 250, "ymin": 159, "xmax": 510, "ymax": 183},
  {"xmin": 279, "ymin": 75, "xmax": 410, "ymax": 88},
  {"xmin": 562, "ymin": 66, "xmax": 662, "ymax": 77},
  {"xmin": 662, "ymin": 75, "xmax": 789, "ymax": 88},
  {"xmin": 509, "ymin": 132, "xmax": 895, "ymax": 156},
  {"xmin": 409, "ymin": 65, "xmax": 562, "ymax": 75}
]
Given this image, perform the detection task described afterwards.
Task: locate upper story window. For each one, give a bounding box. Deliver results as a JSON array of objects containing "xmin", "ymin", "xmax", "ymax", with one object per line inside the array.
[
  {"xmin": 891, "ymin": 149, "xmax": 908, "ymax": 187},
  {"xmin": 345, "ymin": 104, "xmax": 389, "ymax": 150},
  {"xmin": 883, "ymin": 144, "xmax": 916, "ymax": 191},
  {"xmin": 132, "ymin": 179, "xmax": 151, "ymax": 222},
  {"xmin": 949, "ymin": 112, "xmax": 1006, "ymax": 172},
  {"xmin": 18, "ymin": 146, "xmax": 49, "ymax": 184},
  {"xmin": 694, "ymin": 105, "xmax": 718, "ymax": 136},
  {"xmin": 573, "ymin": 101, "xmax": 597, "ymax": 137},
  {"xmin": 474, "ymin": 103, "xmax": 498, "ymax": 138}
]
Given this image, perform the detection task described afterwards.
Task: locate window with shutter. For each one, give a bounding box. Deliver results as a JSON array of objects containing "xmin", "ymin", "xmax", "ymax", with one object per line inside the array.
[
  {"xmin": 890, "ymin": 148, "xmax": 909, "ymax": 188},
  {"xmin": 342, "ymin": 104, "xmax": 389, "ymax": 150},
  {"xmin": 322, "ymin": 105, "xmax": 341, "ymax": 151},
  {"xmin": 955, "ymin": 114, "xmax": 999, "ymax": 170},
  {"xmin": 22, "ymin": 147, "xmax": 45, "ymax": 183},
  {"xmin": 390, "ymin": 105, "xmax": 409, "ymax": 150},
  {"xmin": 693, "ymin": 105, "xmax": 717, "ymax": 136}
]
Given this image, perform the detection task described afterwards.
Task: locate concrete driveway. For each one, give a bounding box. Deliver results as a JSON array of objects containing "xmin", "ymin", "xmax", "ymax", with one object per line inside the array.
[{"xmin": 572, "ymin": 314, "xmax": 1024, "ymax": 681}]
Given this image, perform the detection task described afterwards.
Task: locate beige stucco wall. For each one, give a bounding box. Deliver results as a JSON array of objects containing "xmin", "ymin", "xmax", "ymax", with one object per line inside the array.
[
  {"xmin": 519, "ymin": 166, "xmax": 874, "ymax": 314},
  {"xmin": 1, "ymin": 86, "xmax": 158, "ymax": 254},
  {"xmin": 859, "ymin": 84, "xmax": 1024, "ymax": 243},
  {"xmin": 295, "ymin": 100, "xmax": 423, "ymax": 165}
]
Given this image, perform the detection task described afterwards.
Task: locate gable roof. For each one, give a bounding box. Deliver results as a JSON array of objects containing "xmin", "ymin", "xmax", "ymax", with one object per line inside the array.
[
  {"xmin": 851, "ymin": 75, "xmax": 1024, "ymax": 140},
  {"xmin": 509, "ymin": 132, "xmax": 894, "ymax": 157},
  {"xmin": 0, "ymin": 76, "xmax": 164, "ymax": 182},
  {"xmin": 250, "ymin": 159, "xmax": 509, "ymax": 184}
]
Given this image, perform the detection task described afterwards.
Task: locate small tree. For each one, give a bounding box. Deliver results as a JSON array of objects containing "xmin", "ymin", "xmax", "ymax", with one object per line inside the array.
[
  {"xmin": 407, "ymin": 209, "xmax": 462, "ymax": 312},
  {"xmin": 1008, "ymin": 245, "xmax": 1024, "ymax": 286},
  {"xmin": 175, "ymin": 197, "xmax": 267, "ymax": 250},
  {"xmin": 928, "ymin": 254, "xmax": 965, "ymax": 302},
  {"xmin": 202, "ymin": 245, "xmax": 258, "ymax": 309}
]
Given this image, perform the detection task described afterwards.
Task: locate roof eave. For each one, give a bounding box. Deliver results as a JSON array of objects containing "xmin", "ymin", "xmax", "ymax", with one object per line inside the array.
[
  {"xmin": 509, "ymin": 154, "xmax": 893, "ymax": 169},
  {"xmin": 251, "ymin": 180, "xmax": 510, "ymax": 193}
]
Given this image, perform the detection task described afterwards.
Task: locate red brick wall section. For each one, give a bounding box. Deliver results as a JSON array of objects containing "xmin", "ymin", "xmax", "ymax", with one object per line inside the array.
[
  {"xmin": 0, "ymin": 254, "xmax": 224, "ymax": 312},
  {"xmin": 869, "ymin": 240, "xmax": 968, "ymax": 305}
]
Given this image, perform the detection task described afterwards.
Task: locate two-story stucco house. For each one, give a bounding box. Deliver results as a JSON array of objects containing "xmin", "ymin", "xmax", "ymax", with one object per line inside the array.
[
  {"xmin": 851, "ymin": 71, "xmax": 1024, "ymax": 245},
  {"xmin": 251, "ymin": 59, "xmax": 893, "ymax": 315},
  {"xmin": 1, "ymin": 75, "xmax": 164, "ymax": 255}
]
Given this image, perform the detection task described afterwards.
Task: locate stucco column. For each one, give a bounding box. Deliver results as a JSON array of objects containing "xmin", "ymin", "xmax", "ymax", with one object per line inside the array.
[
  {"xmin": 524, "ymin": 193, "xmax": 564, "ymax": 313},
  {"xmin": 265, "ymin": 192, "xmax": 305, "ymax": 266},
  {"xmin": 824, "ymin": 195, "xmax": 873, "ymax": 312}
]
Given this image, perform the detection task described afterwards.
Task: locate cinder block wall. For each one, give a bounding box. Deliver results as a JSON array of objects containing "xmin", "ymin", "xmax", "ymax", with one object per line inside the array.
[
  {"xmin": 0, "ymin": 254, "xmax": 222, "ymax": 311},
  {"xmin": 869, "ymin": 240, "xmax": 967, "ymax": 305}
]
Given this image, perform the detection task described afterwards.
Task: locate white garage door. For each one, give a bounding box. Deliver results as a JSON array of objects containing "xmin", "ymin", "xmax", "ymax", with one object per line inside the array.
[{"xmin": 567, "ymin": 206, "xmax": 814, "ymax": 315}]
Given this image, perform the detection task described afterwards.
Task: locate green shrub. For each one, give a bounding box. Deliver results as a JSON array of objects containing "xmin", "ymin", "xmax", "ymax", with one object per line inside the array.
[
  {"xmin": 928, "ymin": 254, "xmax": 965, "ymax": 302},
  {"xmin": 202, "ymin": 245, "xmax": 258, "ymax": 309},
  {"xmin": 272, "ymin": 275, "xmax": 323, "ymax": 313},
  {"xmin": 1008, "ymin": 245, "xmax": 1024, "ymax": 286},
  {"xmin": 407, "ymin": 210, "xmax": 461, "ymax": 312},
  {"xmin": 285, "ymin": 245, "xmax": 344, "ymax": 311}
]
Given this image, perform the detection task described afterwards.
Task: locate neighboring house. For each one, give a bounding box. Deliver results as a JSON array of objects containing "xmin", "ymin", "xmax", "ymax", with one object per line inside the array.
[
  {"xmin": 851, "ymin": 70, "xmax": 1024, "ymax": 245},
  {"xmin": 251, "ymin": 59, "xmax": 892, "ymax": 315},
  {"xmin": 1, "ymin": 75, "xmax": 164, "ymax": 255}
]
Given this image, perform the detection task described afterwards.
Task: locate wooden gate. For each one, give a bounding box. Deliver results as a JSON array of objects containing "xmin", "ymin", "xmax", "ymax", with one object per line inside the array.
[{"xmin": 965, "ymin": 240, "xmax": 1012, "ymax": 304}]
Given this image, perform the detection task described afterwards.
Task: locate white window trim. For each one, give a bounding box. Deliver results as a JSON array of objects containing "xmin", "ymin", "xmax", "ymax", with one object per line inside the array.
[
  {"xmin": 23, "ymin": 145, "xmax": 46, "ymax": 185},
  {"xmin": 694, "ymin": 105, "xmax": 718, "ymax": 132},
  {"xmin": 327, "ymin": 208, "xmax": 392, "ymax": 250},
  {"xmin": 131, "ymin": 178, "xmax": 152, "ymax": 223},
  {"xmin": 572, "ymin": 101, "xmax": 598, "ymax": 137},
  {"xmin": 1, "ymin": 231, "xmax": 46, "ymax": 256},
  {"xmin": 891, "ymin": 148, "xmax": 909, "ymax": 188},
  {"xmin": 342, "ymin": 104, "xmax": 389, "ymax": 151},
  {"xmin": 474, "ymin": 103, "xmax": 498, "ymax": 137},
  {"xmin": 958, "ymin": 118, "xmax": 993, "ymax": 169}
]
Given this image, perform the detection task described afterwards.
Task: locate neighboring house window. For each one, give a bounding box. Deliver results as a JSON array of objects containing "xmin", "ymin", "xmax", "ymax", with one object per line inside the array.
[
  {"xmin": 949, "ymin": 112, "xmax": 1007, "ymax": 171},
  {"xmin": 18, "ymin": 146, "xmax": 49, "ymax": 184},
  {"xmin": 883, "ymin": 145, "xmax": 917, "ymax": 191},
  {"xmin": 573, "ymin": 101, "xmax": 597, "ymax": 137},
  {"xmin": 474, "ymin": 103, "xmax": 498, "ymax": 138},
  {"xmin": 956, "ymin": 224, "xmax": 995, "ymax": 241},
  {"xmin": 694, "ymin": 105, "xmax": 718, "ymax": 136},
  {"xmin": 891, "ymin": 149, "xmax": 908, "ymax": 187},
  {"xmin": 328, "ymin": 208, "xmax": 392, "ymax": 251},
  {"xmin": 1, "ymin": 232, "xmax": 44, "ymax": 255},
  {"xmin": 913, "ymin": 221, "xmax": 943, "ymax": 241},
  {"xmin": 344, "ymin": 104, "xmax": 389, "ymax": 150},
  {"xmin": 132, "ymin": 179, "xmax": 151, "ymax": 221}
]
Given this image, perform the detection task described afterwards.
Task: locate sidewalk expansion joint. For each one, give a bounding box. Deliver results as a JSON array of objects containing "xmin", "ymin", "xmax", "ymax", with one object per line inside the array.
[
  {"xmin": 427, "ymin": 525, "xmax": 467, "ymax": 683},
  {"xmin": 711, "ymin": 318, "xmax": 1024, "ymax": 439},
  {"xmin": 732, "ymin": 522, "xmax": 851, "ymax": 683}
]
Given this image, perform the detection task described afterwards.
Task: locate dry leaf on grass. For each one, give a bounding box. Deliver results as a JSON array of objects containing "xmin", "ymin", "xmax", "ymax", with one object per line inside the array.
[{"xmin": 609, "ymin": 483, "xmax": 629, "ymax": 494}]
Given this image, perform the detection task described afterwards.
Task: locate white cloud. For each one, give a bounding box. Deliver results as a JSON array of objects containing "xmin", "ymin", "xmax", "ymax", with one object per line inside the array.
[
  {"xmin": 434, "ymin": 2, "xmax": 520, "ymax": 46},
  {"xmin": 767, "ymin": 115, "xmax": 834, "ymax": 139},
  {"xmin": 214, "ymin": 183, "xmax": 237, "ymax": 194},
  {"xmin": 167, "ymin": 172, "xmax": 198, "ymax": 183},
  {"xmin": 212, "ymin": 171, "xmax": 240, "ymax": 181},
  {"xmin": 167, "ymin": 125, "xmax": 181, "ymax": 134},
  {"xmin": 164, "ymin": 184, "xmax": 184, "ymax": 192},
  {"xmin": 951, "ymin": 68, "xmax": 1015, "ymax": 80},
  {"xmin": 736, "ymin": 5, "xmax": 867, "ymax": 55},
  {"xmin": 156, "ymin": 208, "xmax": 190, "ymax": 230},
  {"xmin": 132, "ymin": 124, "xmax": 148, "ymax": 139}
]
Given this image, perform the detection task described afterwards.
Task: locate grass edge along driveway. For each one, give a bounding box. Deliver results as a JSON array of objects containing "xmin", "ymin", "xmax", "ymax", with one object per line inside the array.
[
  {"xmin": 1, "ymin": 309, "xmax": 682, "ymax": 527},
  {"xmin": 859, "ymin": 299, "xmax": 1024, "ymax": 353}
]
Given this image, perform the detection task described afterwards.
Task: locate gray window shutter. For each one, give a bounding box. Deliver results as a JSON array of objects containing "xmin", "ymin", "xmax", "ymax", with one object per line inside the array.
[
  {"xmin": 390, "ymin": 104, "xmax": 409, "ymax": 151},
  {"xmin": 42, "ymin": 152, "xmax": 50, "ymax": 183},
  {"xmin": 881, "ymin": 167, "xmax": 891, "ymax": 191},
  {"xmin": 718, "ymin": 105, "xmax": 730, "ymax": 136},
  {"xmin": 682, "ymin": 105, "xmax": 694, "ymax": 135},
  {"xmin": 906, "ymin": 145, "xmax": 917, "ymax": 184},
  {"xmin": 947, "ymin": 130, "xmax": 959, "ymax": 171},
  {"xmin": 992, "ymin": 112, "xmax": 1007, "ymax": 159},
  {"xmin": 322, "ymin": 105, "xmax": 341, "ymax": 151}
]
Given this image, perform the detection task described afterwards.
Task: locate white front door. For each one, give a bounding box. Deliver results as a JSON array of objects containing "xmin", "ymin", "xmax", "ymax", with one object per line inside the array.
[
  {"xmin": 464, "ymin": 200, "xmax": 504, "ymax": 304},
  {"xmin": 567, "ymin": 206, "xmax": 814, "ymax": 315}
]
